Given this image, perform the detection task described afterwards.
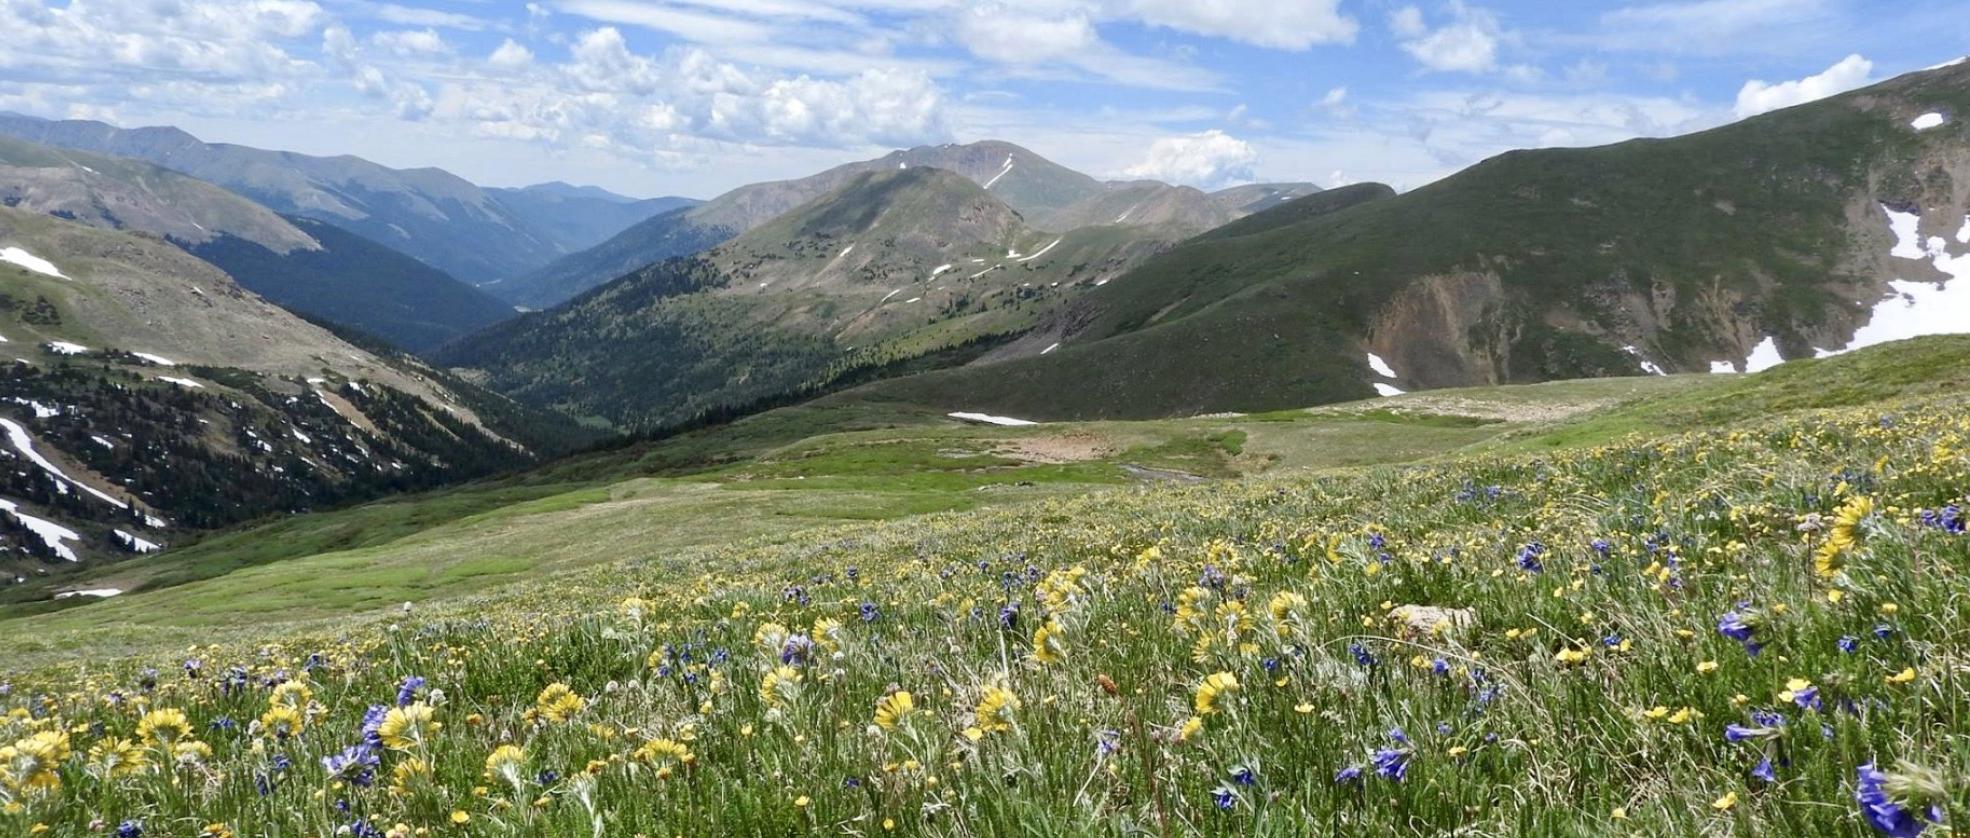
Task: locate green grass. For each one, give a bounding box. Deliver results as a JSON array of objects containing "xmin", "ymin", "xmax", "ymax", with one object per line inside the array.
[{"xmin": 5, "ymin": 339, "xmax": 1970, "ymax": 835}]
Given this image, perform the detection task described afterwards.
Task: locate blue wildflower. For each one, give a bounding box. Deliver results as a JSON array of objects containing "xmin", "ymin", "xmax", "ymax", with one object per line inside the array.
[
  {"xmin": 1840, "ymin": 635, "xmax": 1860, "ymax": 654},
  {"xmin": 1334, "ymin": 765, "xmax": 1363, "ymax": 786},
  {"xmin": 1350, "ymin": 642, "xmax": 1377, "ymax": 667},
  {"xmin": 396, "ymin": 675, "xmax": 425, "ymax": 707},
  {"xmin": 1516, "ymin": 541, "xmax": 1545, "ymax": 573},
  {"xmin": 1230, "ymin": 764, "xmax": 1257, "ymax": 786},
  {"xmin": 1212, "ymin": 785, "xmax": 1238, "ymax": 809},
  {"xmin": 116, "ymin": 822, "xmax": 142, "ymax": 838},
  {"xmin": 1752, "ymin": 756, "xmax": 1777, "ymax": 783},
  {"xmin": 858, "ymin": 602, "xmax": 881, "ymax": 623},
  {"xmin": 1856, "ymin": 762, "xmax": 1942, "ymax": 837}
]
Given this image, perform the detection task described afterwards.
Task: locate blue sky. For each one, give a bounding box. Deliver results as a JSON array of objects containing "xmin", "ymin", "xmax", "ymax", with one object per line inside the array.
[{"xmin": 2, "ymin": 0, "xmax": 1966, "ymax": 198}]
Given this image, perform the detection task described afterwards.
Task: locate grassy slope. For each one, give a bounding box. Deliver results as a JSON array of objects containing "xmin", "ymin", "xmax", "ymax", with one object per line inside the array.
[
  {"xmin": 5, "ymin": 339, "xmax": 1970, "ymax": 835},
  {"xmin": 15, "ymin": 335, "xmax": 1970, "ymax": 663},
  {"xmin": 848, "ymin": 63, "xmax": 1970, "ymax": 422}
]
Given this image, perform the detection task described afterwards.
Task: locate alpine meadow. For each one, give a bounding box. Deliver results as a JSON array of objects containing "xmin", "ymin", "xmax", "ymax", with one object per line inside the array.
[{"xmin": 2, "ymin": 3, "xmax": 1969, "ymax": 836}]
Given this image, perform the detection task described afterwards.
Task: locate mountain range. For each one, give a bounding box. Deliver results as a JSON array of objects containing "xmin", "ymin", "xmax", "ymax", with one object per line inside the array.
[
  {"xmin": 490, "ymin": 140, "xmax": 1319, "ymax": 309},
  {"xmin": 0, "ymin": 113, "xmax": 692, "ymax": 286}
]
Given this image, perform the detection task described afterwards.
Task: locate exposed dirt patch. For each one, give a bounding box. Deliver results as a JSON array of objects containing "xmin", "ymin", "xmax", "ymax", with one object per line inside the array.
[{"xmin": 993, "ymin": 432, "xmax": 1117, "ymax": 464}]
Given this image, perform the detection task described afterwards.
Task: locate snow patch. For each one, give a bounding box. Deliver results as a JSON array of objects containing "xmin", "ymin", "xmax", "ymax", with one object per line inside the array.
[
  {"xmin": 55, "ymin": 588, "xmax": 122, "ymax": 599},
  {"xmin": 1366, "ymin": 352, "xmax": 1398, "ymax": 378},
  {"xmin": 982, "ymin": 154, "xmax": 1015, "ymax": 190},
  {"xmin": 947, "ymin": 411, "xmax": 1037, "ymax": 427},
  {"xmin": 1372, "ymin": 383, "xmax": 1406, "ymax": 397},
  {"xmin": 157, "ymin": 376, "xmax": 203, "ymax": 389},
  {"xmin": 1912, "ymin": 112, "xmax": 1948, "ymax": 130},
  {"xmin": 0, "ymin": 418, "xmax": 126, "ymax": 508},
  {"xmin": 839, "ymin": 244, "xmax": 855, "ymax": 258},
  {"xmin": 1743, "ymin": 336, "xmax": 1786, "ymax": 373},
  {"xmin": 113, "ymin": 529, "xmax": 161, "ymax": 553},
  {"xmin": 930, "ymin": 264, "xmax": 954, "ymax": 277},
  {"xmin": 1621, "ymin": 346, "xmax": 1666, "ymax": 376},
  {"xmin": 0, "ymin": 498, "xmax": 81, "ymax": 561},
  {"xmin": 1812, "ymin": 204, "xmax": 1970, "ymax": 358},
  {"xmin": 1015, "ymin": 239, "xmax": 1062, "ymax": 263},
  {"xmin": 1114, "ymin": 204, "xmax": 1140, "ymax": 224},
  {"xmin": 45, "ymin": 341, "xmax": 88, "ymax": 356},
  {"xmin": 131, "ymin": 352, "xmax": 176, "ymax": 366},
  {"xmin": 1885, "ymin": 205, "xmax": 1928, "ymax": 259},
  {"xmin": 0, "ymin": 247, "xmax": 65, "ymax": 279},
  {"xmin": 7, "ymin": 398, "xmax": 57, "ymax": 419},
  {"xmin": 1041, "ymin": 342, "xmax": 1060, "ymax": 355}
]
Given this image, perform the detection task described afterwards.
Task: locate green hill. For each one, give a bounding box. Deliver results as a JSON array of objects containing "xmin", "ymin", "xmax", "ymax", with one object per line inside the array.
[{"xmin": 834, "ymin": 62, "xmax": 1970, "ymax": 421}]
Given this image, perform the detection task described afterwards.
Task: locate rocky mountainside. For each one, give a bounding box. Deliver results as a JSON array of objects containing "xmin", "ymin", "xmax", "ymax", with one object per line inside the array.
[
  {"xmin": 841, "ymin": 62, "xmax": 1970, "ymax": 421},
  {"xmin": 440, "ymin": 167, "xmax": 1186, "ymax": 428},
  {"xmin": 0, "ymin": 206, "xmax": 593, "ymax": 582},
  {"xmin": 0, "ymin": 134, "xmax": 515, "ymax": 351},
  {"xmin": 492, "ymin": 141, "xmax": 1319, "ymax": 309},
  {"xmin": 0, "ymin": 114, "xmax": 684, "ymax": 285}
]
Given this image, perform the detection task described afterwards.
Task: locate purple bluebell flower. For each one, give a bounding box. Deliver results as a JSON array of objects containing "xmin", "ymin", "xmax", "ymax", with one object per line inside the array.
[
  {"xmin": 396, "ymin": 675, "xmax": 425, "ymax": 707},
  {"xmin": 1856, "ymin": 762, "xmax": 1942, "ymax": 837}
]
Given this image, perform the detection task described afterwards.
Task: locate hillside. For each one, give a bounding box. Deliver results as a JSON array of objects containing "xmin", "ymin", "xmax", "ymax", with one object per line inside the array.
[
  {"xmin": 0, "ymin": 113, "xmax": 655, "ymax": 284},
  {"xmin": 835, "ymin": 61, "xmax": 1970, "ymax": 421},
  {"xmin": 0, "ymin": 133, "xmax": 519, "ymax": 350},
  {"xmin": 492, "ymin": 142, "xmax": 1314, "ymax": 309},
  {"xmin": 0, "ymin": 206, "xmax": 592, "ymax": 592},
  {"xmin": 188, "ymin": 216, "xmax": 517, "ymax": 352},
  {"xmin": 3, "ymin": 336, "xmax": 1968, "ymax": 835},
  {"xmin": 442, "ymin": 167, "xmax": 1187, "ymax": 428}
]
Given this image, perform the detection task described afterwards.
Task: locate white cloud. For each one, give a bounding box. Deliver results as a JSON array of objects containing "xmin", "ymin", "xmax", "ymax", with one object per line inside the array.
[
  {"xmin": 1395, "ymin": 2, "xmax": 1505, "ymax": 74},
  {"xmin": 488, "ymin": 39, "xmax": 535, "ymax": 70},
  {"xmin": 957, "ymin": 5, "xmax": 1099, "ymax": 65},
  {"xmin": 1123, "ymin": 129, "xmax": 1257, "ymax": 188},
  {"xmin": 1124, "ymin": 0, "xmax": 1358, "ymax": 49},
  {"xmin": 1733, "ymin": 53, "xmax": 1872, "ymax": 118},
  {"xmin": 371, "ymin": 29, "xmax": 451, "ymax": 57}
]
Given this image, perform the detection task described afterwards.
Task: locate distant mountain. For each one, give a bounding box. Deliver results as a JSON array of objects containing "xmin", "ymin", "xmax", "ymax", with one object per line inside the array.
[
  {"xmin": 440, "ymin": 166, "xmax": 1186, "ymax": 427},
  {"xmin": 0, "ymin": 135, "xmax": 316, "ymax": 254},
  {"xmin": 493, "ymin": 141, "xmax": 1316, "ymax": 309},
  {"xmin": 0, "ymin": 207, "xmax": 594, "ymax": 577},
  {"xmin": 837, "ymin": 62, "xmax": 1970, "ymax": 421},
  {"xmin": 0, "ymin": 134, "xmax": 514, "ymax": 352},
  {"xmin": 0, "ymin": 113, "xmax": 675, "ymax": 285},
  {"xmin": 485, "ymin": 185, "xmax": 699, "ymax": 265}
]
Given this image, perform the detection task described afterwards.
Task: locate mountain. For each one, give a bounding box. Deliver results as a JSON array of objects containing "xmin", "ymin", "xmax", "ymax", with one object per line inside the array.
[
  {"xmin": 832, "ymin": 62, "xmax": 1970, "ymax": 421},
  {"xmin": 0, "ymin": 134, "xmax": 515, "ymax": 351},
  {"xmin": 490, "ymin": 142, "xmax": 1306, "ymax": 309},
  {"xmin": 187, "ymin": 216, "xmax": 518, "ymax": 352},
  {"xmin": 0, "ymin": 113, "xmax": 663, "ymax": 284},
  {"xmin": 0, "ymin": 206, "xmax": 594, "ymax": 577},
  {"xmin": 485, "ymin": 184, "xmax": 699, "ymax": 261},
  {"xmin": 439, "ymin": 166, "xmax": 1187, "ymax": 427}
]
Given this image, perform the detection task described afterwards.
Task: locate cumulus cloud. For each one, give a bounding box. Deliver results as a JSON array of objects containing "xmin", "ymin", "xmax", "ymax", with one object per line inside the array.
[
  {"xmin": 1394, "ymin": 2, "xmax": 1505, "ymax": 74},
  {"xmin": 437, "ymin": 29, "xmax": 949, "ymax": 153},
  {"xmin": 1733, "ymin": 53, "xmax": 1872, "ymax": 118},
  {"xmin": 1123, "ymin": 130, "xmax": 1258, "ymax": 188},
  {"xmin": 488, "ymin": 39, "xmax": 534, "ymax": 70}
]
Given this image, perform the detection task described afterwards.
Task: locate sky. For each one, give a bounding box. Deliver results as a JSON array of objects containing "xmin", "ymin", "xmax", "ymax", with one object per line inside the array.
[{"xmin": 1, "ymin": 0, "xmax": 1966, "ymax": 199}]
